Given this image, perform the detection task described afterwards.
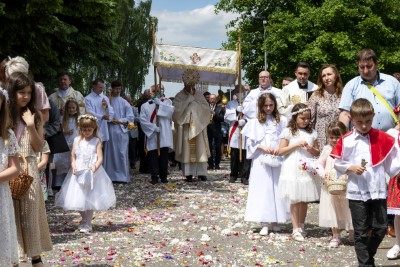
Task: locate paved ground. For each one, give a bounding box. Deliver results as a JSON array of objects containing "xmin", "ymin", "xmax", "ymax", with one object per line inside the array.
[{"xmin": 19, "ymin": 159, "xmax": 400, "ymax": 267}]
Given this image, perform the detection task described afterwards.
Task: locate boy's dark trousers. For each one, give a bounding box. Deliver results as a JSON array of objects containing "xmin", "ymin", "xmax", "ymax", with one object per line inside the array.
[
  {"xmin": 230, "ymin": 147, "xmax": 251, "ymax": 180},
  {"xmin": 349, "ymin": 199, "xmax": 387, "ymax": 267},
  {"xmin": 128, "ymin": 137, "xmax": 137, "ymax": 168},
  {"xmin": 148, "ymin": 147, "xmax": 169, "ymax": 183}
]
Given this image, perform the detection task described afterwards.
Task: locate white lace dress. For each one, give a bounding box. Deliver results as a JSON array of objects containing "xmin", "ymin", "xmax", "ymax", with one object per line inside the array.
[
  {"xmin": 55, "ymin": 137, "xmax": 116, "ymax": 211},
  {"xmin": 0, "ymin": 129, "xmax": 19, "ymax": 266},
  {"xmin": 278, "ymin": 128, "xmax": 320, "ymax": 203}
]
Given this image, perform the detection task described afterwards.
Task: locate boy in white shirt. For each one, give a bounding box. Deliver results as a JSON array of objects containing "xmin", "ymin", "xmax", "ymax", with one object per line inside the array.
[{"xmin": 331, "ymin": 98, "xmax": 400, "ymax": 267}]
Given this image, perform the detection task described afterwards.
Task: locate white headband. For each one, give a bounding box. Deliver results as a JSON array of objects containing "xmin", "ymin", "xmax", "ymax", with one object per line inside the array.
[
  {"xmin": 78, "ymin": 114, "xmax": 98, "ymax": 123},
  {"xmin": 291, "ymin": 107, "xmax": 311, "ymax": 116}
]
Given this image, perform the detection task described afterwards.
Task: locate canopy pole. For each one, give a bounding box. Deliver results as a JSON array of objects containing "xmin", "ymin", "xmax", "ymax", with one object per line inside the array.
[
  {"xmin": 152, "ymin": 17, "xmax": 160, "ymax": 156},
  {"xmin": 237, "ymin": 29, "xmax": 243, "ymax": 162}
]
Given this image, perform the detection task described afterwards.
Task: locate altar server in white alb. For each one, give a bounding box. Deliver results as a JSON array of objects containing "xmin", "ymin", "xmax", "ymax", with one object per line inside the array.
[
  {"xmin": 104, "ymin": 80, "xmax": 134, "ymax": 183},
  {"xmin": 224, "ymin": 84, "xmax": 250, "ymax": 185},
  {"xmin": 242, "ymin": 93, "xmax": 289, "ymax": 236},
  {"xmin": 139, "ymin": 85, "xmax": 174, "ymax": 184},
  {"xmin": 85, "ymin": 78, "xmax": 114, "ymax": 146}
]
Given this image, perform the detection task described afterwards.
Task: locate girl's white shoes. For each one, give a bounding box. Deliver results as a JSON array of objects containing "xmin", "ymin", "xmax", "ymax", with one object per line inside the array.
[
  {"xmin": 259, "ymin": 226, "xmax": 269, "ymax": 236},
  {"xmin": 328, "ymin": 237, "xmax": 342, "ymax": 248},
  {"xmin": 259, "ymin": 223, "xmax": 281, "ymax": 236},
  {"xmin": 387, "ymin": 244, "xmax": 400, "ymax": 259},
  {"xmin": 79, "ymin": 224, "xmax": 92, "ymax": 233},
  {"xmin": 78, "ymin": 221, "xmax": 92, "ymax": 233},
  {"xmin": 292, "ymin": 230, "xmax": 305, "ymax": 241}
]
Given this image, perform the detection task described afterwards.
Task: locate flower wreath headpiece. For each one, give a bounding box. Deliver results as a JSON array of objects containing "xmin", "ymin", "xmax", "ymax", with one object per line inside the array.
[
  {"xmin": 0, "ymin": 87, "xmax": 9, "ymax": 102},
  {"xmin": 291, "ymin": 107, "xmax": 311, "ymax": 116},
  {"xmin": 182, "ymin": 69, "xmax": 200, "ymax": 85},
  {"xmin": 78, "ymin": 114, "xmax": 98, "ymax": 123},
  {"xmin": 393, "ymin": 105, "xmax": 400, "ymax": 115}
]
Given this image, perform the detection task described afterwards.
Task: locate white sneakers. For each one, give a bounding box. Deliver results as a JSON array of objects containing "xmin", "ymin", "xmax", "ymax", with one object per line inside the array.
[
  {"xmin": 259, "ymin": 226, "xmax": 269, "ymax": 236},
  {"xmin": 328, "ymin": 237, "xmax": 342, "ymax": 248},
  {"xmin": 259, "ymin": 223, "xmax": 282, "ymax": 236},
  {"xmin": 292, "ymin": 230, "xmax": 305, "ymax": 242},
  {"xmin": 387, "ymin": 244, "xmax": 400, "ymax": 259}
]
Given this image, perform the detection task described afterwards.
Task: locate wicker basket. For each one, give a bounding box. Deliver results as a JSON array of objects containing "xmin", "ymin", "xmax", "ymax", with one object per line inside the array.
[
  {"xmin": 326, "ymin": 170, "xmax": 348, "ymax": 195},
  {"xmin": 9, "ymin": 154, "xmax": 34, "ymax": 200}
]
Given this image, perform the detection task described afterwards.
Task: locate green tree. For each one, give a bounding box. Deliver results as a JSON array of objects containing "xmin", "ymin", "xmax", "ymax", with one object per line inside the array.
[
  {"xmin": 0, "ymin": 0, "xmax": 153, "ymax": 97},
  {"xmin": 97, "ymin": 0, "xmax": 154, "ymax": 98},
  {"xmin": 216, "ymin": 0, "xmax": 400, "ymax": 88}
]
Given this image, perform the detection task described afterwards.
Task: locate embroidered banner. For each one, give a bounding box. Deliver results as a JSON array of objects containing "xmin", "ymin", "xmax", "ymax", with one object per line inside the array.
[{"xmin": 154, "ymin": 44, "xmax": 238, "ymax": 86}]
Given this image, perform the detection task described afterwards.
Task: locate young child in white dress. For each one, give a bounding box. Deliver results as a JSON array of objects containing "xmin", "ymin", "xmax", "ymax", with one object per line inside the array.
[
  {"xmin": 242, "ymin": 93, "xmax": 290, "ymax": 236},
  {"xmin": 53, "ymin": 99, "xmax": 80, "ymax": 187},
  {"xmin": 277, "ymin": 103, "xmax": 320, "ymax": 241},
  {"xmin": 386, "ymin": 105, "xmax": 400, "ymax": 259},
  {"xmin": 55, "ymin": 114, "xmax": 116, "ymax": 233},
  {"xmin": 316, "ymin": 121, "xmax": 353, "ymax": 248},
  {"xmin": 0, "ymin": 88, "xmax": 20, "ymax": 267}
]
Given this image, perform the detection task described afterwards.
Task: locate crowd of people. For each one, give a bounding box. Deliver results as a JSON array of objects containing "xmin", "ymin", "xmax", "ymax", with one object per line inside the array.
[{"xmin": 1, "ymin": 47, "xmax": 400, "ymax": 267}]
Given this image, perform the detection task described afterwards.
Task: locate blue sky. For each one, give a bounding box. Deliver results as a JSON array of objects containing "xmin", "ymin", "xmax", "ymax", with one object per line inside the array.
[
  {"xmin": 143, "ymin": 0, "xmax": 238, "ymax": 97},
  {"xmin": 151, "ymin": 0, "xmax": 217, "ymax": 12}
]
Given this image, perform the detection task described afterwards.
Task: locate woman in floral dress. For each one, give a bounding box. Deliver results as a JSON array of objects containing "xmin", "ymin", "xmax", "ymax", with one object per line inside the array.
[{"xmin": 308, "ymin": 64, "xmax": 343, "ymax": 148}]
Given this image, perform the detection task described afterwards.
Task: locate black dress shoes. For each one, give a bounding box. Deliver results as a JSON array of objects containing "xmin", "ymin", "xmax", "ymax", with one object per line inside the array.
[{"xmin": 199, "ymin": 176, "xmax": 207, "ymax": 181}]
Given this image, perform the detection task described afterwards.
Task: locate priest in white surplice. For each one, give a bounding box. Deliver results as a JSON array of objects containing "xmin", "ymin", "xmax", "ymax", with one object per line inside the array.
[
  {"xmin": 103, "ymin": 80, "xmax": 134, "ymax": 183},
  {"xmin": 139, "ymin": 85, "xmax": 174, "ymax": 184},
  {"xmin": 280, "ymin": 62, "xmax": 317, "ymax": 118},
  {"xmin": 172, "ymin": 69, "xmax": 211, "ymax": 182}
]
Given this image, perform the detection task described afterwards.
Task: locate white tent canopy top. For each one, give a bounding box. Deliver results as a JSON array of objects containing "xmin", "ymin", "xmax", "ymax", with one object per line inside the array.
[{"xmin": 153, "ymin": 44, "xmax": 238, "ymax": 86}]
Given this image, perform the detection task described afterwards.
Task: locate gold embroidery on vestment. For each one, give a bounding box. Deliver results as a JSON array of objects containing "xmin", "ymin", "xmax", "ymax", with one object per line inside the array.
[{"xmin": 189, "ymin": 138, "xmax": 196, "ymax": 162}]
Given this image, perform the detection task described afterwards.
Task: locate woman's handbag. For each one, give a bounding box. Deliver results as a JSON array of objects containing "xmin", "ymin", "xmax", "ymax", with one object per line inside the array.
[
  {"xmin": 9, "ymin": 153, "xmax": 34, "ymax": 200},
  {"xmin": 46, "ymin": 131, "xmax": 70, "ymax": 154},
  {"xmin": 325, "ymin": 169, "xmax": 348, "ymax": 195}
]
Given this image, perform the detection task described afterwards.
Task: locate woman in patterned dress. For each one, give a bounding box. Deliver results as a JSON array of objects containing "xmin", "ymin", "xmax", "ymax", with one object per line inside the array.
[
  {"xmin": 308, "ymin": 64, "xmax": 343, "ymax": 148},
  {"xmin": 7, "ymin": 72, "xmax": 52, "ymax": 266}
]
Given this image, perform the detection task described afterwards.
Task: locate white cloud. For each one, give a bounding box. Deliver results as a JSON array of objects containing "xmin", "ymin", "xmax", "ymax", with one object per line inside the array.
[
  {"xmin": 144, "ymin": 5, "xmax": 238, "ymax": 97},
  {"xmin": 151, "ymin": 5, "xmax": 237, "ymax": 48}
]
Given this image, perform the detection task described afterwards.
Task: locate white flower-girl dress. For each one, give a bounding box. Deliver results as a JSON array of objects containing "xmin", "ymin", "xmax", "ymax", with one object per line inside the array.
[{"xmin": 55, "ymin": 136, "xmax": 116, "ymax": 211}]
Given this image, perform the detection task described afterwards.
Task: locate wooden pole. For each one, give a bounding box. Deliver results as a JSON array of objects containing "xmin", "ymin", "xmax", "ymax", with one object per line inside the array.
[
  {"xmin": 237, "ymin": 30, "xmax": 243, "ymax": 162},
  {"xmin": 152, "ymin": 17, "xmax": 160, "ymax": 156}
]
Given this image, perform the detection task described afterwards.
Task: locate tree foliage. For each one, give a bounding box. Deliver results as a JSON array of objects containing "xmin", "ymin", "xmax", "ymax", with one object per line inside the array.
[
  {"xmin": 215, "ymin": 0, "xmax": 400, "ymax": 88},
  {"xmin": 0, "ymin": 0, "xmax": 153, "ymax": 97}
]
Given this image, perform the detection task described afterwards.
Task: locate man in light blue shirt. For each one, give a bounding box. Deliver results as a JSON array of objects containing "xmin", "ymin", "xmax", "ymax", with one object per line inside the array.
[{"xmin": 339, "ymin": 48, "xmax": 400, "ymax": 132}]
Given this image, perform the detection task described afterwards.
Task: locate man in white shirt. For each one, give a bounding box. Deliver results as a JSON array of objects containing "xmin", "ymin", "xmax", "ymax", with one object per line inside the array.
[{"xmin": 242, "ymin": 70, "xmax": 283, "ymax": 119}]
